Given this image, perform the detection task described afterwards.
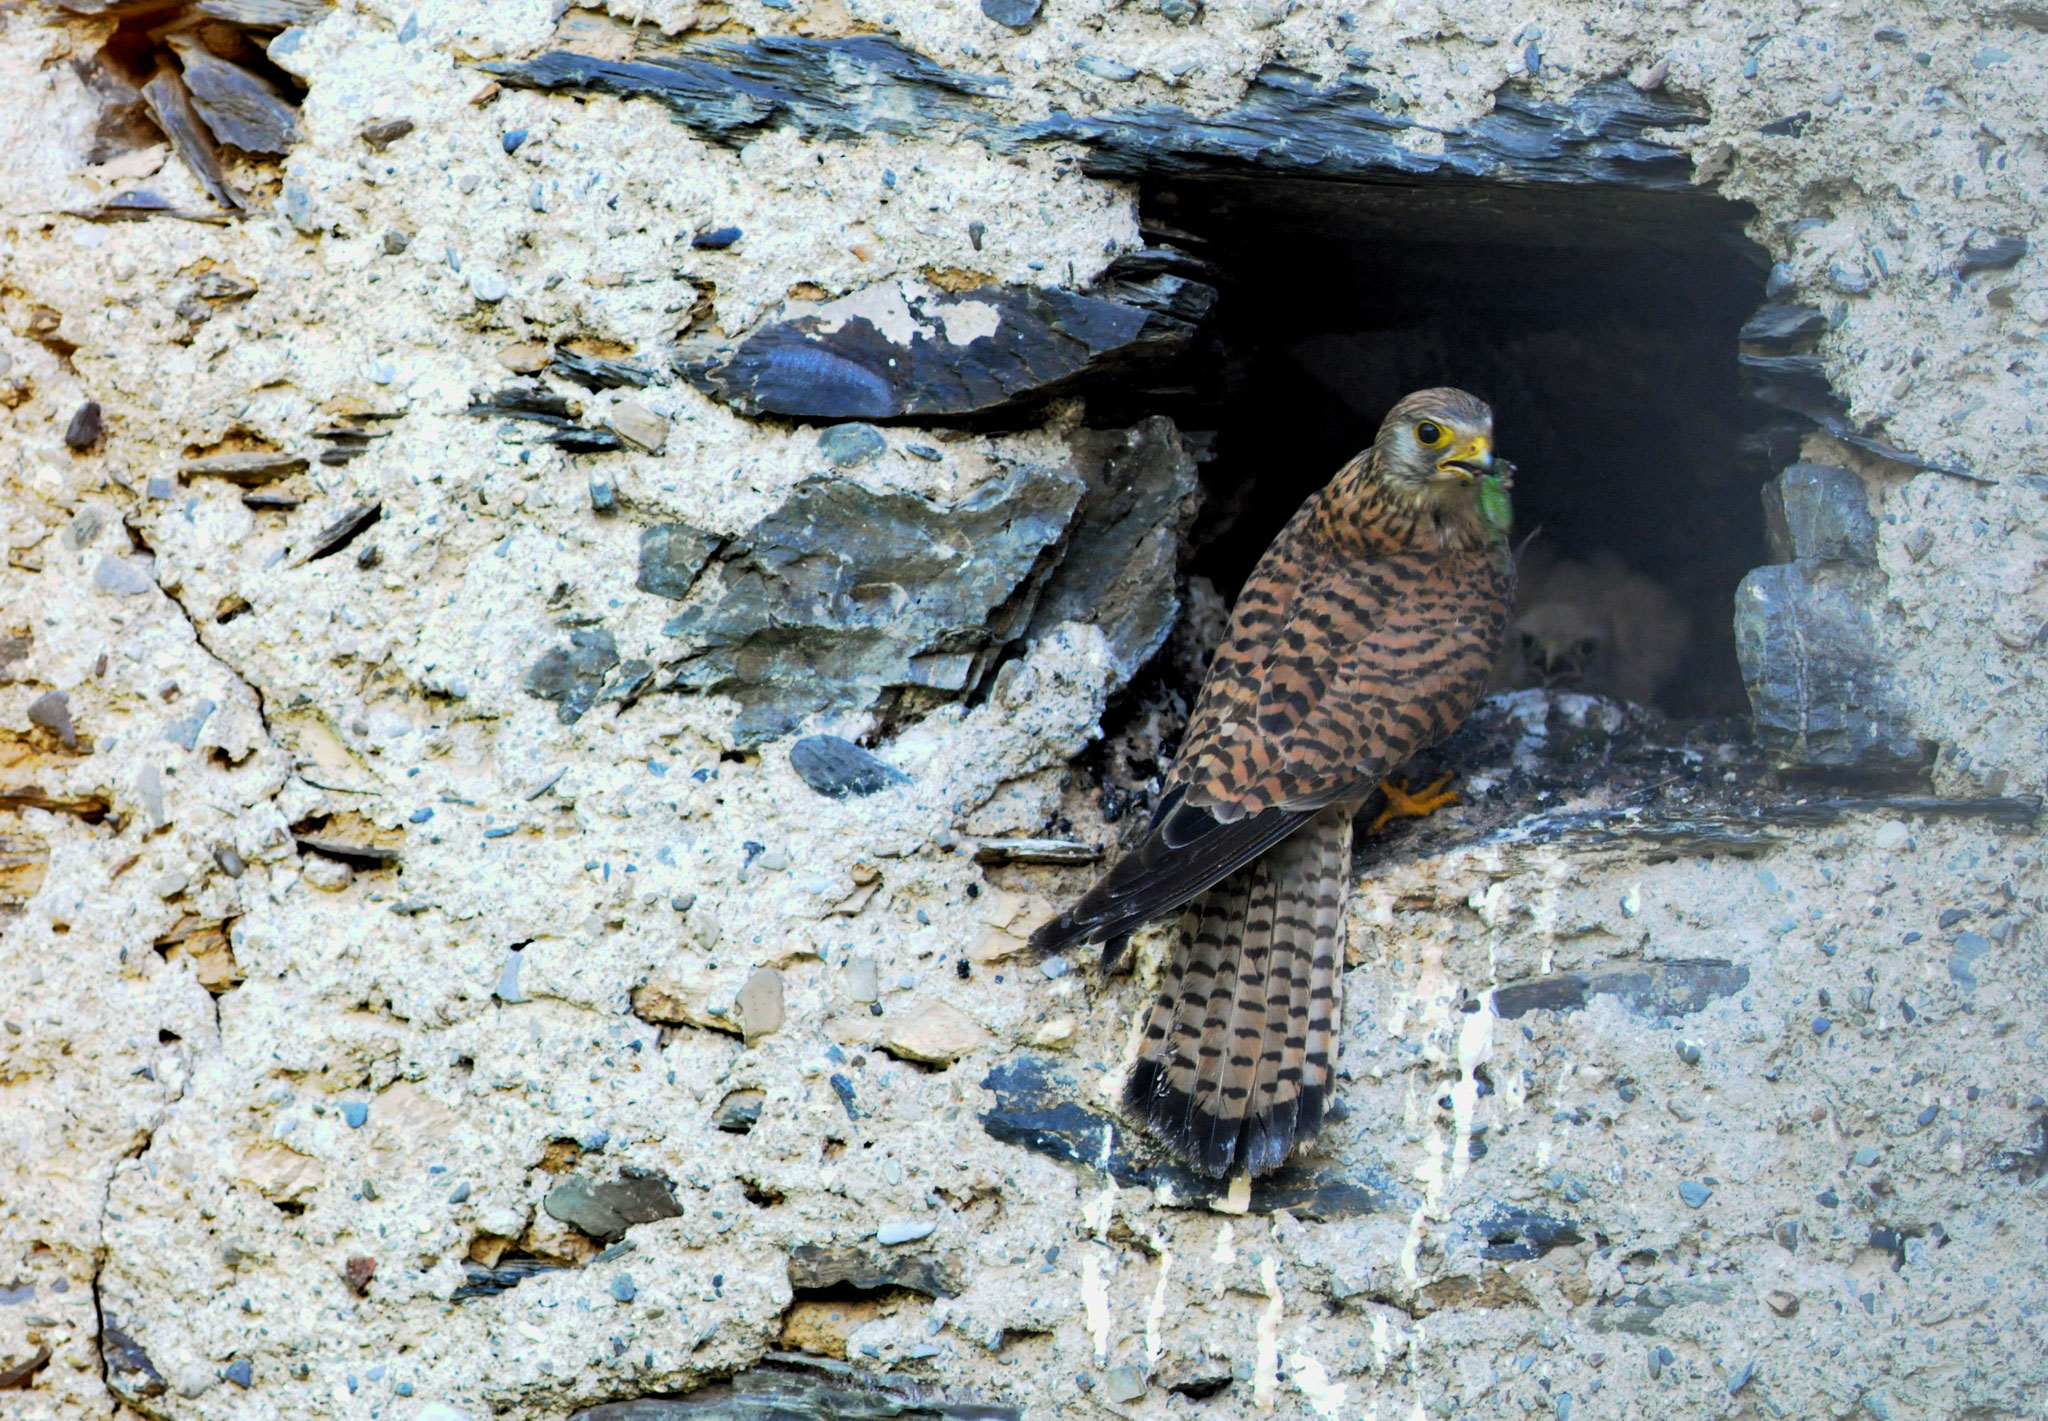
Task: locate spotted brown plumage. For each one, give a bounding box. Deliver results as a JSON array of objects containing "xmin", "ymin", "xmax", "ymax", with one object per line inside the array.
[{"xmin": 1031, "ymin": 388, "xmax": 1516, "ymax": 1177}]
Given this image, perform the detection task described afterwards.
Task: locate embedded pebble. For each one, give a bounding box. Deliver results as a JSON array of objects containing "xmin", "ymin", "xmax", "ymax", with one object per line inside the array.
[
  {"xmin": 1853, "ymin": 1146, "xmax": 1880, "ymax": 1167},
  {"xmin": 1038, "ymin": 955, "xmax": 1071, "ymax": 980},
  {"xmin": 223, "ymin": 1360, "xmax": 252, "ymax": 1388},
  {"xmin": 65, "ymin": 401, "xmax": 102, "ymax": 450},
  {"xmin": 877, "ymin": 1218, "xmax": 936, "ymax": 1246},
  {"xmin": 735, "ymin": 967, "xmax": 786, "ymax": 1043},
  {"xmin": 847, "ymin": 956, "xmax": 880, "ymax": 1003},
  {"xmin": 341, "ymin": 1102, "xmax": 369, "ymax": 1129},
  {"xmin": 817, "ymin": 423, "xmax": 888, "ymax": 467},
  {"xmin": 611, "ymin": 1274, "xmax": 637, "ymax": 1302},
  {"xmin": 470, "ymin": 271, "xmax": 508, "ymax": 303},
  {"xmin": 1101, "ymin": 1366, "xmax": 1147, "ymax": 1404},
  {"xmin": 791, "ymin": 735, "xmax": 910, "ymax": 798},
  {"xmin": 301, "ymin": 857, "xmax": 353, "ymax": 893},
  {"xmin": 883, "ymin": 1001, "xmax": 989, "ymax": 1064},
  {"xmin": 605, "ymin": 399, "xmax": 668, "ymax": 453},
  {"xmin": 692, "ymin": 226, "xmax": 742, "ymax": 249},
  {"xmin": 713, "ymin": 1089, "xmax": 765, "ymax": 1133},
  {"xmin": 1678, "ymin": 1180, "xmax": 1713, "ymax": 1208},
  {"xmin": 93, "ymin": 555, "xmax": 154, "ymax": 596}
]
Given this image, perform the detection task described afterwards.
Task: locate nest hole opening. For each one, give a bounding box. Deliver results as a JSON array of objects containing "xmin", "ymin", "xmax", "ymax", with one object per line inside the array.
[{"xmin": 1131, "ymin": 175, "xmax": 1787, "ymax": 720}]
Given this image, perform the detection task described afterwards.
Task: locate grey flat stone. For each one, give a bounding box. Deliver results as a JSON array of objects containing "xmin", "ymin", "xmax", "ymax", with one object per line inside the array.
[
  {"xmin": 789, "ymin": 735, "xmax": 909, "ymax": 798},
  {"xmin": 660, "ymin": 466, "xmax": 1083, "ymax": 745},
  {"xmin": 1762, "ymin": 463, "xmax": 1877, "ymax": 565},
  {"xmin": 543, "ymin": 1173, "xmax": 682, "ymax": 1242}
]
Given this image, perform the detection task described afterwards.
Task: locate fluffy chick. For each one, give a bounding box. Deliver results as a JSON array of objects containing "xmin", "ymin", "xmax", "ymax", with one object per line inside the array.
[{"xmin": 1490, "ymin": 550, "xmax": 1688, "ymax": 709}]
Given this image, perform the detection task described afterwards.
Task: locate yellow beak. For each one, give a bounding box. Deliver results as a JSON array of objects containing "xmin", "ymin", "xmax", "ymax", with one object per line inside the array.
[{"xmin": 1436, "ymin": 434, "xmax": 1493, "ymax": 482}]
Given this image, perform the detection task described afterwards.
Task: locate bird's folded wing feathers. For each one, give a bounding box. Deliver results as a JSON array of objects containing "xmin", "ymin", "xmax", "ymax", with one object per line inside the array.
[{"xmin": 1025, "ymin": 788, "xmax": 1312, "ymax": 958}]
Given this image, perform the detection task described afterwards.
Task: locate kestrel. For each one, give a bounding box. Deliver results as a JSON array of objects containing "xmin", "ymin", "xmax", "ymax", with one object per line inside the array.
[{"xmin": 1032, "ymin": 388, "xmax": 1517, "ymax": 1178}]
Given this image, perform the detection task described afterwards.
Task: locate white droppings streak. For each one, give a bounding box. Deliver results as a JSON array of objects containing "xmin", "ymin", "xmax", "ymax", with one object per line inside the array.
[
  {"xmin": 1083, "ymin": 1124, "xmax": 1118, "ymax": 1236},
  {"xmin": 1289, "ymin": 1350, "xmax": 1348, "ymax": 1417},
  {"xmin": 1209, "ymin": 1221, "xmax": 1236, "ymax": 1294},
  {"xmin": 1213, "ymin": 1173, "xmax": 1252, "ymax": 1214},
  {"xmin": 1081, "ymin": 1251, "xmax": 1112, "ymax": 1364},
  {"xmin": 1371, "ymin": 1312, "xmax": 1391, "ymax": 1371},
  {"xmin": 1449, "ymin": 990, "xmax": 1498, "ymax": 1180},
  {"xmin": 1145, "ymin": 1231, "xmax": 1173, "ymax": 1368},
  {"xmin": 1254, "ymin": 1255, "xmax": 1283, "ymax": 1409}
]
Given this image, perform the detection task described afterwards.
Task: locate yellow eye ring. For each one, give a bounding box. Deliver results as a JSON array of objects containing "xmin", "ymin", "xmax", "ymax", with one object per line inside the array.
[{"xmin": 1415, "ymin": 421, "xmax": 1445, "ymax": 446}]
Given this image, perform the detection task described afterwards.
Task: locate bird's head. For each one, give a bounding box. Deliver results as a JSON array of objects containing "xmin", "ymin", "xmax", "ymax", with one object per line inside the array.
[
  {"xmin": 1515, "ymin": 604, "xmax": 1612, "ymax": 687},
  {"xmin": 1371, "ymin": 387, "xmax": 1499, "ymax": 500}
]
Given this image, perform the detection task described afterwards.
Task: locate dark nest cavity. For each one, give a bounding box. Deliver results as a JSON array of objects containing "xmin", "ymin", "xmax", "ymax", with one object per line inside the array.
[{"xmin": 1072, "ymin": 175, "xmax": 1813, "ymax": 846}]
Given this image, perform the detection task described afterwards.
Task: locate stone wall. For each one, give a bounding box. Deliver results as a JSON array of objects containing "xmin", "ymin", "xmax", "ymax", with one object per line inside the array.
[{"xmin": 2, "ymin": 1, "xmax": 2046, "ymax": 1418}]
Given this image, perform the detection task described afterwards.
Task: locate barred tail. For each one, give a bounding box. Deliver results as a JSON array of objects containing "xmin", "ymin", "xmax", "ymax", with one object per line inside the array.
[{"xmin": 1123, "ymin": 803, "xmax": 1353, "ymax": 1178}]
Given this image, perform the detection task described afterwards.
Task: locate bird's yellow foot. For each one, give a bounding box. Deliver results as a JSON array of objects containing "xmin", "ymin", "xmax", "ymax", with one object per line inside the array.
[{"xmin": 1368, "ymin": 774, "xmax": 1459, "ymax": 834}]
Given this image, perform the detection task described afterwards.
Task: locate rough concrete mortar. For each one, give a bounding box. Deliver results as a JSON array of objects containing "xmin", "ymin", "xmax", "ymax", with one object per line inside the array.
[{"xmin": 3, "ymin": 1, "xmax": 2047, "ymax": 1419}]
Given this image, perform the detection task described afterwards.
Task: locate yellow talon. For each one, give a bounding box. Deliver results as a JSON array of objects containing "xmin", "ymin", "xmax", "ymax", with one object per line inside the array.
[{"xmin": 1368, "ymin": 773, "xmax": 1460, "ymax": 834}]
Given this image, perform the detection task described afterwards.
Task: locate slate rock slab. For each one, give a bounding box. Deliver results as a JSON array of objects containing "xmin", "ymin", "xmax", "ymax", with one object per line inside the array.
[
  {"xmin": 687, "ymin": 278, "xmax": 1195, "ymax": 422},
  {"xmin": 1491, "ymin": 958, "xmax": 1750, "ymax": 1020},
  {"xmin": 660, "ymin": 466, "xmax": 1083, "ymax": 745},
  {"xmin": 489, "ymin": 34, "xmax": 1004, "ymax": 146},
  {"xmin": 1734, "ymin": 562, "xmax": 1935, "ymax": 778},
  {"xmin": 636, "ymin": 523, "xmax": 722, "ymax": 600},
  {"xmin": 496, "ymin": 33, "xmax": 1706, "ymax": 192},
  {"xmin": 1027, "ymin": 416, "xmax": 1200, "ymax": 689},
  {"xmin": 1763, "ymin": 463, "xmax": 1877, "ymax": 565},
  {"xmin": 790, "ymin": 734, "xmax": 910, "ymax": 797},
  {"xmin": 525, "ymin": 628, "xmax": 621, "ymax": 724},
  {"xmin": 788, "ymin": 1241, "xmax": 962, "ymax": 1298},
  {"xmin": 1023, "ymin": 70, "xmax": 1704, "ymax": 189},
  {"xmin": 543, "ymin": 1172, "xmax": 683, "ymax": 1241},
  {"xmin": 571, "ymin": 1368, "xmax": 1019, "ymax": 1421},
  {"xmin": 166, "ymin": 35, "xmax": 302, "ymax": 154}
]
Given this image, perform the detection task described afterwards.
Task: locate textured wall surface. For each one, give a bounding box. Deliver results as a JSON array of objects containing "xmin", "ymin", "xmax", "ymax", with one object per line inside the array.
[{"xmin": 3, "ymin": 1, "xmax": 2047, "ymax": 1419}]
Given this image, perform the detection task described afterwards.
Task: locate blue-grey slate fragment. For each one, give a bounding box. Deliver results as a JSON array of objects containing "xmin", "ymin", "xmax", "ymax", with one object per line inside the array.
[
  {"xmin": 222, "ymin": 1358, "xmax": 252, "ymax": 1388},
  {"xmin": 524, "ymin": 629, "xmax": 619, "ymax": 724},
  {"xmin": 877, "ymin": 1218, "xmax": 936, "ymax": 1246},
  {"xmin": 164, "ymin": 698, "xmax": 217, "ymax": 750},
  {"xmin": 1949, "ymin": 932, "xmax": 1993, "ymax": 991},
  {"xmin": 660, "ymin": 466, "xmax": 1082, "ymax": 745},
  {"xmin": 1763, "ymin": 464, "xmax": 1878, "ymax": 566},
  {"xmin": 818, "ymin": 422, "xmax": 887, "ymax": 466},
  {"xmin": 543, "ymin": 1173, "xmax": 682, "ymax": 1242},
  {"xmin": 94, "ymin": 555, "xmax": 155, "ymax": 596},
  {"xmin": 1735, "ymin": 561, "xmax": 1934, "ymax": 778},
  {"xmin": 495, "ymin": 948, "xmax": 528, "ymax": 1003},
  {"xmin": 1101, "ymin": 1366, "xmax": 1146, "ymax": 1403},
  {"xmin": 341, "ymin": 1101, "xmax": 369, "ymax": 1129},
  {"xmin": 1955, "ymin": 230, "xmax": 2026, "ymax": 276},
  {"xmin": 789, "ymin": 735, "xmax": 909, "ymax": 798},
  {"xmin": 1492, "ymin": 959, "xmax": 1747, "ymax": 1020},
  {"xmin": 635, "ymin": 523, "xmax": 720, "ymax": 600},
  {"xmin": 981, "ymin": 0, "xmax": 1042, "ymax": 26},
  {"xmin": 102, "ymin": 1319, "xmax": 167, "ymax": 1401},
  {"xmin": 166, "ymin": 35, "xmax": 302, "ymax": 154},
  {"xmin": 1026, "ymin": 417, "xmax": 1200, "ymax": 690},
  {"xmin": 26, "ymin": 691, "xmax": 77, "ymax": 750},
  {"xmin": 611, "ymin": 1274, "xmax": 637, "ymax": 1302},
  {"xmin": 1678, "ymin": 1180, "xmax": 1713, "ymax": 1207},
  {"xmin": 689, "ymin": 279, "xmax": 1185, "ymax": 422}
]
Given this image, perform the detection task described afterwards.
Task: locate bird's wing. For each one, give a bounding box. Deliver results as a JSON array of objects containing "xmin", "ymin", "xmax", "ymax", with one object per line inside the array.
[
  {"xmin": 1025, "ymin": 785, "xmax": 1312, "ymax": 957},
  {"xmin": 1181, "ymin": 547, "xmax": 1511, "ymax": 815}
]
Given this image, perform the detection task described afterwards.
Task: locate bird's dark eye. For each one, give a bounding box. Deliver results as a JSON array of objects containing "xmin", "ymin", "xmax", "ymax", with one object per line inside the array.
[
  {"xmin": 1415, "ymin": 421, "xmax": 1445, "ymax": 446},
  {"xmin": 1578, "ymin": 638, "xmax": 1598, "ymax": 656},
  {"xmin": 1520, "ymin": 632, "xmax": 1537, "ymax": 650}
]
